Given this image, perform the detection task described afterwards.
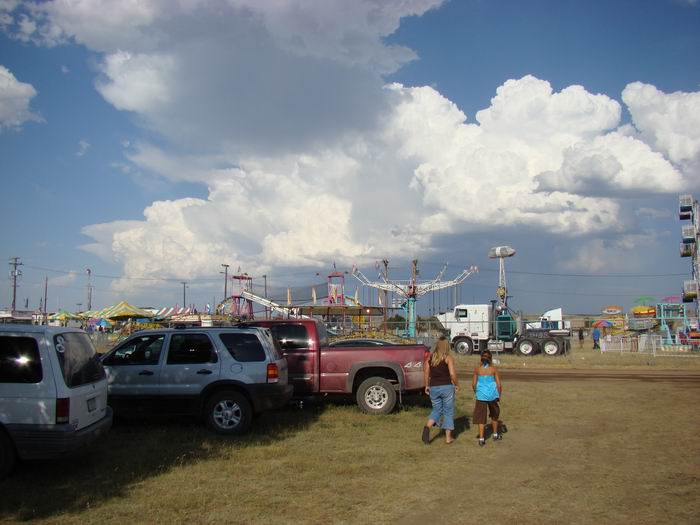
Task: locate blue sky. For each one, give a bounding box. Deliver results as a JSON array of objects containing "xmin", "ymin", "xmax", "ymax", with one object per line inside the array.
[{"xmin": 1, "ymin": 0, "xmax": 699, "ymax": 316}]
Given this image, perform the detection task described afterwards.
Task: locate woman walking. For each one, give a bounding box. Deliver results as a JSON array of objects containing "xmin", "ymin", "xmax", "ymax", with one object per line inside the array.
[
  {"xmin": 422, "ymin": 336, "xmax": 459, "ymax": 445},
  {"xmin": 472, "ymin": 350, "xmax": 503, "ymax": 446}
]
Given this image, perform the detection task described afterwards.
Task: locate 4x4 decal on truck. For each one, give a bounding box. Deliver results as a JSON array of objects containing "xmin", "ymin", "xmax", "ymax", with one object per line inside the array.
[{"xmin": 404, "ymin": 361, "xmax": 423, "ymax": 368}]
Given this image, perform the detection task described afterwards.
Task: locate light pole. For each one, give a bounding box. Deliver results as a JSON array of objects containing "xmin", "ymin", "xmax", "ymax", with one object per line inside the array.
[
  {"xmin": 263, "ymin": 274, "xmax": 268, "ymax": 319},
  {"xmin": 86, "ymin": 268, "xmax": 92, "ymax": 310},
  {"xmin": 221, "ymin": 263, "xmax": 230, "ymax": 301},
  {"xmin": 181, "ymin": 281, "xmax": 188, "ymax": 307}
]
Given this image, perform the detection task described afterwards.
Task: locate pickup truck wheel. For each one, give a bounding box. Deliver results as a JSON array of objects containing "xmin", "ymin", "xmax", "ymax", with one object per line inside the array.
[
  {"xmin": 542, "ymin": 339, "xmax": 561, "ymax": 356},
  {"xmin": 516, "ymin": 339, "xmax": 536, "ymax": 357},
  {"xmin": 205, "ymin": 391, "xmax": 252, "ymax": 435},
  {"xmin": 453, "ymin": 338, "xmax": 473, "ymax": 355},
  {"xmin": 356, "ymin": 377, "xmax": 397, "ymax": 415},
  {"xmin": 0, "ymin": 429, "xmax": 16, "ymax": 479}
]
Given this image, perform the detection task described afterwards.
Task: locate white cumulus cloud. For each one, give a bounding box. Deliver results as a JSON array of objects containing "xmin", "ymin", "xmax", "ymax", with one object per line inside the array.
[
  {"xmin": 0, "ymin": 64, "xmax": 41, "ymax": 130},
  {"xmin": 623, "ymin": 82, "xmax": 700, "ymax": 178}
]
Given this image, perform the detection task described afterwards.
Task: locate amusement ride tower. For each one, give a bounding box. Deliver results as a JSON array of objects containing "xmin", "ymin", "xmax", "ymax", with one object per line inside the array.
[{"xmin": 352, "ymin": 260, "xmax": 478, "ymax": 338}]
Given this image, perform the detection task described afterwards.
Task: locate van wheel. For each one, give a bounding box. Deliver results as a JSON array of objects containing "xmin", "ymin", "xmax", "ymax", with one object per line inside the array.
[
  {"xmin": 0, "ymin": 429, "xmax": 16, "ymax": 479},
  {"xmin": 205, "ymin": 391, "xmax": 252, "ymax": 435},
  {"xmin": 516, "ymin": 339, "xmax": 536, "ymax": 356},
  {"xmin": 453, "ymin": 338, "xmax": 473, "ymax": 355},
  {"xmin": 356, "ymin": 377, "xmax": 397, "ymax": 415},
  {"xmin": 542, "ymin": 339, "xmax": 561, "ymax": 356}
]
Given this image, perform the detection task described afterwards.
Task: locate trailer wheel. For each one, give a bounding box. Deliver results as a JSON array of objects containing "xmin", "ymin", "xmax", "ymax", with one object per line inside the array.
[
  {"xmin": 542, "ymin": 339, "xmax": 561, "ymax": 356},
  {"xmin": 516, "ymin": 339, "xmax": 536, "ymax": 356},
  {"xmin": 453, "ymin": 338, "xmax": 473, "ymax": 355},
  {"xmin": 356, "ymin": 377, "xmax": 397, "ymax": 414}
]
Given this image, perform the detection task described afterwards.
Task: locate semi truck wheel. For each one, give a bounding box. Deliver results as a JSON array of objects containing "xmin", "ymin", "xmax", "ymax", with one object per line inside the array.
[
  {"xmin": 542, "ymin": 339, "xmax": 561, "ymax": 356},
  {"xmin": 356, "ymin": 377, "xmax": 397, "ymax": 415},
  {"xmin": 515, "ymin": 339, "xmax": 536, "ymax": 356},
  {"xmin": 453, "ymin": 338, "xmax": 473, "ymax": 355}
]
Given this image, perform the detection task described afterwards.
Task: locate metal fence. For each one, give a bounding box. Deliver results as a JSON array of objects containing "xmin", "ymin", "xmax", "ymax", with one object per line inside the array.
[{"xmin": 601, "ymin": 334, "xmax": 700, "ymax": 357}]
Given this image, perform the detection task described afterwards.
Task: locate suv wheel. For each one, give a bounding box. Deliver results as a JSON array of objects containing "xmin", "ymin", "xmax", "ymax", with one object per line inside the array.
[
  {"xmin": 0, "ymin": 429, "xmax": 16, "ymax": 479},
  {"xmin": 356, "ymin": 377, "xmax": 397, "ymax": 415},
  {"xmin": 205, "ymin": 391, "xmax": 252, "ymax": 435}
]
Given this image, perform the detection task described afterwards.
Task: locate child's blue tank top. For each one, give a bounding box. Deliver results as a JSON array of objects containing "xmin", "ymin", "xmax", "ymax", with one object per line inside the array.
[{"xmin": 476, "ymin": 364, "xmax": 499, "ymax": 401}]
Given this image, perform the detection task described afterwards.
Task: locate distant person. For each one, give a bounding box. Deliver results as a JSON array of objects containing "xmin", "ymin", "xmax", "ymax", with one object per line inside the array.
[
  {"xmin": 578, "ymin": 328, "xmax": 584, "ymax": 349},
  {"xmin": 422, "ymin": 336, "xmax": 459, "ymax": 445},
  {"xmin": 592, "ymin": 327, "xmax": 601, "ymax": 349},
  {"xmin": 472, "ymin": 350, "xmax": 503, "ymax": 446}
]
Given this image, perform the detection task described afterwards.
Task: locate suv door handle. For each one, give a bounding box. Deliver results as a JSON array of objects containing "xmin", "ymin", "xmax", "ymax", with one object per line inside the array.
[
  {"xmin": 196, "ymin": 369, "xmax": 213, "ymax": 375},
  {"xmin": 138, "ymin": 370, "xmax": 154, "ymax": 376},
  {"xmin": 297, "ymin": 355, "xmax": 308, "ymax": 362}
]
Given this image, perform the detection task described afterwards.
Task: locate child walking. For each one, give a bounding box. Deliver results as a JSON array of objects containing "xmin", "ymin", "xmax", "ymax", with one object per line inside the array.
[
  {"xmin": 472, "ymin": 350, "xmax": 503, "ymax": 446},
  {"xmin": 422, "ymin": 336, "xmax": 459, "ymax": 445}
]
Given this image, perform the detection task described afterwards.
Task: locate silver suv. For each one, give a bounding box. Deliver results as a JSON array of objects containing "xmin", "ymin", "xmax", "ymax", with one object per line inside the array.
[
  {"xmin": 100, "ymin": 326, "xmax": 292, "ymax": 435},
  {"xmin": 0, "ymin": 325, "xmax": 112, "ymax": 478}
]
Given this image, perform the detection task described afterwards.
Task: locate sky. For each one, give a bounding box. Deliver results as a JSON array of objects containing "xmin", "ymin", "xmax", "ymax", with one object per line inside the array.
[{"xmin": 1, "ymin": 0, "xmax": 700, "ymax": 316}]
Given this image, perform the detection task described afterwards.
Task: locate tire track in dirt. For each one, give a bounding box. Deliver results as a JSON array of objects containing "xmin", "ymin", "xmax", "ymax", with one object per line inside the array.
[{"xmin": 457, "ymin": 368, "xmax": 700, "ymax": 384}]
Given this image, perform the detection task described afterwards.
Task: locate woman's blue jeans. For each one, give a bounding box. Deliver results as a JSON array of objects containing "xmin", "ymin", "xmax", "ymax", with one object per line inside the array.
[{"xmin": 428, "ymin": 384, "xmax": 455, "ymax": 430}]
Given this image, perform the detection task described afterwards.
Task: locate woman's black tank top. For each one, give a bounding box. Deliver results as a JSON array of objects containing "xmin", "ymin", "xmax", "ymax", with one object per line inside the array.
[{"xmin": 429, "ymin": 359, "xmax": 451, "ymax": 386}]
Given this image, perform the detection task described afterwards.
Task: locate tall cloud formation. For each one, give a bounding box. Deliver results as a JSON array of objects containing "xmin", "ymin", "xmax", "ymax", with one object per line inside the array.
[
  {"xmin": 0, "ymin": 65, "xmax": 40, "ymax": 130},
  {"xmin": 4, "ymin": 1, "xmax": 699, "ymax": 285}
]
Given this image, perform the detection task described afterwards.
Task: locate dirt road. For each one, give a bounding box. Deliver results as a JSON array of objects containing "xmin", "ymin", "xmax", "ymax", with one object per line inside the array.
[{"xmin": 458, "ymin": 367, "xmax": 700, "ymax": 384}]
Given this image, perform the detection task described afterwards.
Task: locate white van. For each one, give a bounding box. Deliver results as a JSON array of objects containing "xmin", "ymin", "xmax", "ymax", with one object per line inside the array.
[{"xmin": 0, "ymin": 324, "xmax": 112, "ymax": 478}]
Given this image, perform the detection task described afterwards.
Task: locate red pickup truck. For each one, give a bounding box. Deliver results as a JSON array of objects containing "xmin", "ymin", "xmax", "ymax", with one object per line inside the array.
[{"xmin": 246, "ymin": 319, "xmax": 428, "ymax": 414}]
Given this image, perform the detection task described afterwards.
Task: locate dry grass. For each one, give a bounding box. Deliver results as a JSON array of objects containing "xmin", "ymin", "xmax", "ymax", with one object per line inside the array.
[{"xmin": 2, "ymin": 375, "xmax": 699, "ymax": 524}]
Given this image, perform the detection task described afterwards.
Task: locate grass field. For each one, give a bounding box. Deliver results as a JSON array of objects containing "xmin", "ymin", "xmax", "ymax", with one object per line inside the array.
[{"xmin": 2, "ymin": 371, "xmax": 699, "ymax": 524}]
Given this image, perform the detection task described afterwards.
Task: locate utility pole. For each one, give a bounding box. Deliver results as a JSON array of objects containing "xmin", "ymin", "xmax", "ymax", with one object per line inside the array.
[
  {"xmin": 181, "ymin": 281, "xmax": 187, "ymax": 307},
  {"xmin": 43, "ymin": 276, "xmax": 48, "ymax": 325},
  {"xmin": 9, "ymin": 257, "xmax": 23, "ymax": 312},
  {"xmin": 86, "ymin": 268, "xmax": 92, "ymax": 310},
  {"xmin": 263, "ymin": 274, "xmax": 268, "ymax": 319},
  {"xmin": 220, "ymin": 263, "xmax": 230, "ymax": 301},
  {"xmin": 382, "ymin": 259, "xmax": 389, "ymax": 334}
]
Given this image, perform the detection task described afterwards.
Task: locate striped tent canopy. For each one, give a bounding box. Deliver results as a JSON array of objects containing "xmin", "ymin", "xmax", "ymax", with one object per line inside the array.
[
  {"xmin": 87, "ymin": 301, "xmax": 154, "ymax": 320},
  {"xmin": 154, "ymin": 306, "xmax": 194, "ymax": 319},
  {"xmin": 48, "ymin": 309, "xmax": 82, "ymax": 321}
]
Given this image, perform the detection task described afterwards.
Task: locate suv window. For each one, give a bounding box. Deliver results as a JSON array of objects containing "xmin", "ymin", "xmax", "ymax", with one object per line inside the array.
[
  {"xmin": 53, "ymin": 332, "xmax": 105, "ymax": 388},
  {"xmin": 219, "ymin": 333, "xmax": 266, "ymax": 362},
  {"xmin": 167, "ymin": 334, "xmax": 217, "ymax": 364},
  {"xmin": 0, "ymin": 336, "xmax": 43, "ymax": 383},
  {"xmin": 104, "ymin": 334, "xmax": 164, "ymax": 366},
  {"xmin": 270, "ymin": 324, "xmax": 309, "ymax": 350}
]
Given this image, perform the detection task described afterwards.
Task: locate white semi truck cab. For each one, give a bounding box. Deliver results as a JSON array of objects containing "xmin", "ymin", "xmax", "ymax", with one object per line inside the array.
[{"xmin": 436, "ymin": 304, "xmax": 571, "ymax": 357}]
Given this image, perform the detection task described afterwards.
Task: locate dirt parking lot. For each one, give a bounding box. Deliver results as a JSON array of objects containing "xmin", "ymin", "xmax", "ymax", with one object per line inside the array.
[{"xmin": 2, "ymin": 367, "xmax": 699, "ymax": 524}]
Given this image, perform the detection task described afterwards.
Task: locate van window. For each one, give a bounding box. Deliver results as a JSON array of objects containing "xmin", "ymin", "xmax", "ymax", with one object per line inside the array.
[
  {"xmin": 219, "ymin": 333, "xmax": 266, "ymax": 362},
  {"xmin": 167, "ymin": 334, "xmax": 217, "ymax": 364},
  {"xmin": 0, "ymin": 336, "xmax": 43, "ymax": 383},
  {"xmin": 53, "ymin": 333, "xmax": 105, "ymax": 388},
  {"xmin": 103, "ymin": 334, "xmax": 164, "ymax": 366},
  {"xmin": 270, "ymin": 324, "xmax": 309, "ymax": 350}
]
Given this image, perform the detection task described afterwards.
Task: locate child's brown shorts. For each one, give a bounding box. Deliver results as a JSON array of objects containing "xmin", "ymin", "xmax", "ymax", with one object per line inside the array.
[{"xmin": 473, "ymin": 399, "xmax": 500, "ymax": 424}]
